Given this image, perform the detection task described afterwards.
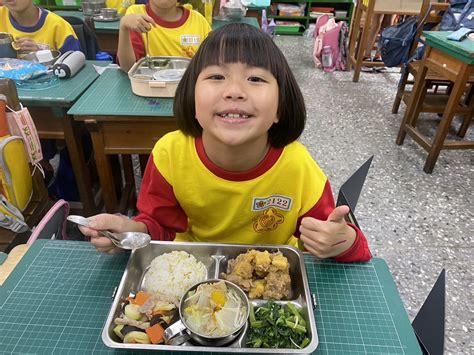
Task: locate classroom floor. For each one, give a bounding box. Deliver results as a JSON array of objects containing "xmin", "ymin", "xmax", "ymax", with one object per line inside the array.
[{"xmin": 272, "ymin": 36, "xmax": 473, "ymax": 354}]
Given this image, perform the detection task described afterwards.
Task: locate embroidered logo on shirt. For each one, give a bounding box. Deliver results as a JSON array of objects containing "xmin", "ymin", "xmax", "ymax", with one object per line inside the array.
[
  {"xmin": 180, "ymin": 35, "xmax": 200, "ymax": 45},
  {"xmin": 182, "ymin": 46, "xmax": 197, "ymax": 58},
  {"xmin": 252, "ymin": 195, "xmax": 293, "ymax": 211},
  {"xmin": 253, "ymin": 207, "xmax": 284, "ymax": 233}
]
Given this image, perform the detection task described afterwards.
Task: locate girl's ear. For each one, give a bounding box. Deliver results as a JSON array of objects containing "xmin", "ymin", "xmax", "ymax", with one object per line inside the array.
[{"xmin": 273, "ymin": 117, "xmax": 279, "ymax": 123}]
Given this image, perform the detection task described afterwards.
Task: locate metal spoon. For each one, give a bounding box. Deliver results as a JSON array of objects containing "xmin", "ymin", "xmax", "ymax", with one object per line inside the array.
[
  {"xmin": 145, "ymin": 30, "xmax": 153, "ymax": 70},
  {"xmin": 67, "ymin": 215, "xmax": 151, "ymax": 250}
]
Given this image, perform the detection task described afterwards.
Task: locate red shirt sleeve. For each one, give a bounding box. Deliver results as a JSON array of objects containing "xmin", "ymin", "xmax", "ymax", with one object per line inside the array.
[
  {"xmin": 132, "ymin": 155, "xmax": 187, "ymax": 240},
  {"xmin": 130, "ymin": 30, "xmax": 145, "ymax": 61},
  {"xmin": 296, "ymin": 180, "xmax": 372, "ymax": 262}
]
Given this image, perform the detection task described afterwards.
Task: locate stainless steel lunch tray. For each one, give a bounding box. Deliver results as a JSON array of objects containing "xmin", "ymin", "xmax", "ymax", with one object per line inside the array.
[
  {"xmin": 102, "ymin": 241, "xmax": 319, "ymax": 353},
  {"xmin": 128, "ymin": 56, "xmax": 190, "ymax": 97}
]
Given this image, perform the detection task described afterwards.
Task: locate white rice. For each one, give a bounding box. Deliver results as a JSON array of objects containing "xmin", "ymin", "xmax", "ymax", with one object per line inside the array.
[{"xmin": 144, "ymin": 251, "xmax": 207, "ymax": 305}]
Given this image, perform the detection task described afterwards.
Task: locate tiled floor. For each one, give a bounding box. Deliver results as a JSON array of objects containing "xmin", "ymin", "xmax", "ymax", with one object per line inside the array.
[{"xmin": 273, "ymin": 35, "xmax": 473, "ymax": 354}]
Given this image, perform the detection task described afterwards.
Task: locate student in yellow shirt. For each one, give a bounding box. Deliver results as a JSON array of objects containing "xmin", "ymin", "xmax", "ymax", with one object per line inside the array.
[
  {"xmin": 0, "ymin": 0, "xmax": 80, "ymax": 55},
  {"xmin": 80, "ymin": 24, "xmax": 372, "ymax": 263},
  {"xmin": 117, "ymin": 0, "xmax": 211, "ymax": 72}
]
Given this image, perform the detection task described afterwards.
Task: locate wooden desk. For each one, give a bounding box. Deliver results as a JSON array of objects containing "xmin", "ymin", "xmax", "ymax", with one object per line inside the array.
[
  {"xmin": 0, "ymin": 240, "xmax": 422, "ymax": 354},
  {"xmin": 396, "ymin": 31, "xmax": 474, "ymax": 173},
  {"xmin": 68, "ymin": 69, "xmax": 176, "ymax": 213},
  {"xmin": 55, "ymin": 11, "xmax": 260, "ymax": 55},
  {"xmin": 18, "ymin": 61, "xmax": 107, "ymax": 215}
]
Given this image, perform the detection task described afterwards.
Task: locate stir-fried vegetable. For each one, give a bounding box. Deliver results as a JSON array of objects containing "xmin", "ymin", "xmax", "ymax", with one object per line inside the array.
[{"xmin": 247, "ymin": 301, "xmax": 310, "ymax": 349}]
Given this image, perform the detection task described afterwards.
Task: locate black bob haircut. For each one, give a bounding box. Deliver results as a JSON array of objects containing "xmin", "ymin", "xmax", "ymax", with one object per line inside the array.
[{"xmin": 173, "ymin": 23, "xmax": 306, "ymax": 148}]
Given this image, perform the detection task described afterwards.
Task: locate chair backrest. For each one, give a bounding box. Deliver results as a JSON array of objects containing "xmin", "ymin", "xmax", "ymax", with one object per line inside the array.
[
  {"xmin": 26, "ymin": 199, "xmax": 69, "ymax": 244},
  {"xmin": 62, "ymin": 16, "xmax": 100, "ymax": 60},
  {"xmin": 409, "ymin": 1, "xmax": 450, "ymax": 56}
]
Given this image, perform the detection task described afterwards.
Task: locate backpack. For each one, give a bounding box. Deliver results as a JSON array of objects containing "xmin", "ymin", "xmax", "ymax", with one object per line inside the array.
[
  {"xmin": 378, "ymin": 1, "xmax": 434, "ymax": 69},
  {"xmin": 440, "ymin": 0, "xmax": 474, "ymax": 30},
  {"xmin": 0, "ymin": 95, "xmax": 32, "ymax": 213},
  {"xmin": 378, "ymin": 17, "xmax": 419, "ymax": 67},
  {"xmin": 313, "ymin": 15, "xmax": 348, "ymax": 72}
]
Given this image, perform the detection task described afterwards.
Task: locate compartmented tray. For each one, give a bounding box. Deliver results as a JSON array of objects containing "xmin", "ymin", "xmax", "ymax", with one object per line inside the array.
[
  {"xmin": 102, "ymin": 241, "xmax": 318, "ymax": 353},
  {"xmin": 128, "ymin": 56, "xmax": 190, "ymax": 97}
]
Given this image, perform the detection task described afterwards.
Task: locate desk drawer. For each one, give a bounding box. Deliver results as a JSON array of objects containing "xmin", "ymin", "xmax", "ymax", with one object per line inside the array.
[
  {"xmin": 29, "ymin": 107, "xmax": 65, "ymax": 139},
  {"xmin": 426, "ymin": 48, "xmax": 463, "ymax": 81},
  {"xmin": 91, "ymin": 119, "xmax": 177, "ymax": 154}
]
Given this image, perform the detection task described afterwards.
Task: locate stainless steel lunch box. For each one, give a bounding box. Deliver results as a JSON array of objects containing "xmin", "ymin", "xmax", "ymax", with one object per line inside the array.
[{"xmin": 128, "ymin": 56, "xmax": 191, "ymax": 98}]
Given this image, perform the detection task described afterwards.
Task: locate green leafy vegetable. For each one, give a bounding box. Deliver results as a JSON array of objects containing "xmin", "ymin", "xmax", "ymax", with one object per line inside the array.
[{"xmin": 246, "ymin": 301, "xmax": 310, "ymax": 349}]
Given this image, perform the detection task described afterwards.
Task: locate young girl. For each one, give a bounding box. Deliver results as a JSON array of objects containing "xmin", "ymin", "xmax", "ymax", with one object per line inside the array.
[
  {"xmin": 117, "ymin": 0, "xmax": 211, "ymax": 72},
  {"xmin": 81, "ymin": 23, "xmax": 372, "ymax": 263}
]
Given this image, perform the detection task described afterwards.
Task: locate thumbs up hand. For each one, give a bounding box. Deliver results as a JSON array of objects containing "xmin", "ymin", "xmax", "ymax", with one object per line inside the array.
[{"xmin": 299, "ymin": 205, "xmax": 357, "ymax": 258}]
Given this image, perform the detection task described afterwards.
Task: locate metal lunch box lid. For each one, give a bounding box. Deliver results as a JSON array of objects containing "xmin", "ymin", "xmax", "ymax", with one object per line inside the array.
[{"xmin": 153, "ymin": 68, "xmax": 186, "ymax": 82}]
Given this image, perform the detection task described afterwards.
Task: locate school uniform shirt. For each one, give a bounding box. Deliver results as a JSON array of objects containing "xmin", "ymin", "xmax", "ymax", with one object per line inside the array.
[
  {"xmin": 126, "ymin": 3, "xmax": 211, "ymax": 60},
  {"xmin": 133, "ymin": 131, "xmax": 372, "ymax": 263},
  {"xmin": 0, "ymin": 7, "xmax": 81, "ymax": 55}
]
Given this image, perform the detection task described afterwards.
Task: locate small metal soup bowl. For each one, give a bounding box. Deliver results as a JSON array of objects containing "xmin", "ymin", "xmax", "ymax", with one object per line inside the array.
[{"xmin": 163, "ymin": 279, "xmax": 249, "ymax": 347}]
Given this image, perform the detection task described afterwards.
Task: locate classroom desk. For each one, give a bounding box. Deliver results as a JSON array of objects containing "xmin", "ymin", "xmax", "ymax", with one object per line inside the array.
[
  {"xmin": 0, "ymin": 240, "xmax": 422, "ymax": 354},
  {"xmin": 55, "ymin": 11, "xmax": 260, "ymax": 54},
  {"xmin": 68, "ymin": 68, "xmax": 176, "ymax": 213},
  {"xmin": 17, "ymin": 61, "xmax": 108, "ymax": 215},
  {"xmin": 396, "ymin": 31, "xmax": 474, "ymax": 173}
]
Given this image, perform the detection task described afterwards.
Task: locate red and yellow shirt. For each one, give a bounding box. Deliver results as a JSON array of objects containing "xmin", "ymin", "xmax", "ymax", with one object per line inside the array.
[
  {"xmin": 134, "ymin": 131, "xmax": 372, "ymax": 262},
  {"xmin": 126, "ymin": 4, "xmax": 211, "ymax": 60}
]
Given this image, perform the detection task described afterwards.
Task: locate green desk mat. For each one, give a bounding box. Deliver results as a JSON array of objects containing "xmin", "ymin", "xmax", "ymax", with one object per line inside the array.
[
  {"xmin": 0, "ymin": 240, "xmax": 421, "ymax": 354},
  {"xmin": 67, "ymin": 69, "xmax": 174, "ymax": 117},
  {"xmin": 424, "ymin": 31, "xmax": 474, "ymax": 65},
  {"xmin": 17, "ymin": 61, "xmax": 106, "ymax": 107}
]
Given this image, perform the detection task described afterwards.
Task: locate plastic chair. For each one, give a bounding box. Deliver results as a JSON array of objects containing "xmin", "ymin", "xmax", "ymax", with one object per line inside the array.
[
  {"xmin": 63, "ymin": 16, "xmax": 100, "ymax": 60},
  {"xmin": 26, "ymin": 199, "xmax": 69, "ymax": 244}
]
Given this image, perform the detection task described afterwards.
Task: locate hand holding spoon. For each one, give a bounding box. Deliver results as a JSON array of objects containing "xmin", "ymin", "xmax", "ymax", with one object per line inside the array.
[{"xmin": 67, "ymin": 215, "xmax": 151, "ymax": 250}]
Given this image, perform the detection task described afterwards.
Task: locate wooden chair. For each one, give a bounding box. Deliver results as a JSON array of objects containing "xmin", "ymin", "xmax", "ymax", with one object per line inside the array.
[
  {"xmin": 0, "ymin": 79, "xmax": 52, "ymax": 253},
  {"xmin": 392, "ymin": 1, "xmax": 450, "ymax": 114},
  {"xmin": 348, "ymin": 0, "xmax": 425, "ymax": 82},
  {"xmin": 392, "ymin": 1, "xmax": 473, "ymax": 138}
]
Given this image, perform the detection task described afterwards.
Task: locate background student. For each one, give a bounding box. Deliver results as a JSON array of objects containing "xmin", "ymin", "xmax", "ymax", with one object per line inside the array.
[
  {"xmin": 0, "ymin": 0, "xmax": 85, "ymax": 201},
  {"xmin": 0, "ymin": 0, "xmax": 80, "ymax": 55},
  {"xmin": 80, "ymin": 24, "xmax": 372, "ymax": 263},
  {"xmin": 117, "ymin": 0, "xmax": 211, "ymax": 72}
]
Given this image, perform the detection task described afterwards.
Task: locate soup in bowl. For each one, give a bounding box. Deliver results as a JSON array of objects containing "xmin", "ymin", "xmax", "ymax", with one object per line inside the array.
[{"xmin": 164, "ymin": 279, "xmax": 249, "ymax": 346}]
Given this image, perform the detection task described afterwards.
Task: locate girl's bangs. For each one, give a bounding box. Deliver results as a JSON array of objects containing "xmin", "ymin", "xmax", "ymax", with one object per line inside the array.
[{"xmin": 196, "ymin": 27, "xmax": 279, "ymax": 74}]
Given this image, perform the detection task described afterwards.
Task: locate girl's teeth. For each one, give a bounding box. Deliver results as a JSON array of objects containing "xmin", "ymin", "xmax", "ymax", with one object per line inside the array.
[{"xmin": 221, "ymin": 113, "xmax": 248, "ymax": 118}]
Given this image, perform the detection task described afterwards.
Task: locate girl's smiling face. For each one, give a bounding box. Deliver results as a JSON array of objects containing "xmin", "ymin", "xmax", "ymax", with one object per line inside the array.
[{"xmin": 194, "ymin": 62, "xmax": 279, "ymax": 150}]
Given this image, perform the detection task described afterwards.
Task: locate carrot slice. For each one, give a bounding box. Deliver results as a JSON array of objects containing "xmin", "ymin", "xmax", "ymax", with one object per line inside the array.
[
  {"xmin": 130, "ymin": 291, "xmax": 152, "ymax": 306},
  {"xmin": 146, "ymin": 323, "xmax": 165, "ymax": 344}
]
